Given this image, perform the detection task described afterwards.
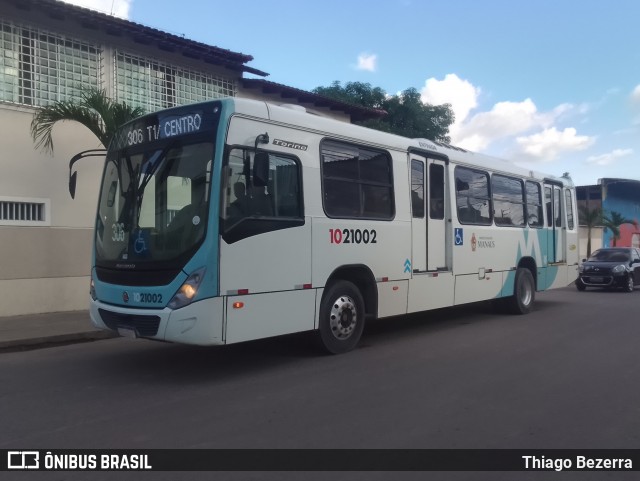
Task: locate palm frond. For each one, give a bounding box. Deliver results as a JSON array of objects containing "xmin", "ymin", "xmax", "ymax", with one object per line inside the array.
[
  {"xmin": 30, "ymin": 101, "xmax": 104, "ymax": 154},
  {"xmin": 30, "ymin": 86, "xmax": 145, "ymax": 155}
]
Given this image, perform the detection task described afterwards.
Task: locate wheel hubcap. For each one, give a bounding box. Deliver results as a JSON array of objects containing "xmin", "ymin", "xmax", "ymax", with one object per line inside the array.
[
  {"xmin": 329, "ymin": 295, "xmax": 357, "ymax": 340},
  {"xmin": 521, "ymin": 279, "xmax": 533, "ymax": 306}
]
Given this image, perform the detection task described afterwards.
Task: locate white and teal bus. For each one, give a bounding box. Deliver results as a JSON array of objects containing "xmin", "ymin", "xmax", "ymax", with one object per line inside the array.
[{"xmin": 89, "ymin": 98, "xmax": 578, "ymax": 354}]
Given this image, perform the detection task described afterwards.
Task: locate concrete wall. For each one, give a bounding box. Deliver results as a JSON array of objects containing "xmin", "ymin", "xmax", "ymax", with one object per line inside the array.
[
  {"xmin": 578, "ymin": 226, "xmax": 603, "ymax": 260},
  {"xmin": 0, "ymin": 107, "xmax": 103, "ymax": 316}
]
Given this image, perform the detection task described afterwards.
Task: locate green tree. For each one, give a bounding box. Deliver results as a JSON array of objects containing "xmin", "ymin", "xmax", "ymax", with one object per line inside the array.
[
  {"xmin": 578, "ymin": 205, "xmax": 602, "ymax": 257},
  {"xmin": 30, "ymin": 86, "xmax": 144, "ymax": 154},
  {"xmin": 602, "ymin": 210, "xmax": 637, "ymax": 247},
  {"xmin": 314, "ymin": 81, "xmax": 387, "ymax": 110},
  {"xmin": 313, "ymin": 81, "xmax": 454, "ymax": 143}
]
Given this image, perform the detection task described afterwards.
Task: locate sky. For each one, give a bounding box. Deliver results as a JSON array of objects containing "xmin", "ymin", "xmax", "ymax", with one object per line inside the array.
[{"xmin": 61, "ymin": 0, "xmax": 640, "ymax": 187}]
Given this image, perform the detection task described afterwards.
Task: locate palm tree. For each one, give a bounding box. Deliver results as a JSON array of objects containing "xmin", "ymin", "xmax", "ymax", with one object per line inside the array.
[
  {"xmin": 602, "ymin": 211, "xmax": 638, "ymax": 247},
  {"xmin": 578, "ymin": 205, "xmax": 602, "ymax": 257},
  {"xmin": 31, "ymin": 86, "xmax": 144, "ymax": 154},
  {"xmin": 30, "ymin": 87, "xmax": 144, "ymax": 198}
]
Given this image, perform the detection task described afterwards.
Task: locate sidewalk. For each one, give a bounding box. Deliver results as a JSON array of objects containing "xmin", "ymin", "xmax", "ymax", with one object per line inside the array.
[{"xmin": 0, "ymin": 310, "xmax": 116, "ymax": 352}]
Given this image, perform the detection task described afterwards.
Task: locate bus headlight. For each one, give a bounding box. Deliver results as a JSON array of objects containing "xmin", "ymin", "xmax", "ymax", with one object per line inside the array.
[
  {"xmin": 168, "ymin": 267, "xmax": 206, "ymax": 310},
  {"xmin": 90, "ymin": 277, "xmax": 97, "ymax": 301}
]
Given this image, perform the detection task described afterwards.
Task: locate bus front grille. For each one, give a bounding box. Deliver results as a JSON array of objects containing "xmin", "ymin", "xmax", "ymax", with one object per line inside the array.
[{"xmin": 98, "ymin": 309, "xmax": 161, "ymax": 337}]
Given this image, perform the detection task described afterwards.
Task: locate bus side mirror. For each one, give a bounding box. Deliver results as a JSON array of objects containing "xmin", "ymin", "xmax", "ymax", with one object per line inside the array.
[
  {"xmin": 253, "ymin": 152, "xmax": 270, "ymax": 187},
  {"xmin": 69, "ymin": 171, "xmax": 77, "ymax": 199}
]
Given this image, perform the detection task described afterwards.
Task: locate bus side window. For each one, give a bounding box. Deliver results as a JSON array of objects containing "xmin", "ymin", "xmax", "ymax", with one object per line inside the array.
[
  {"xmin": 455, "ymin": 166, "xmax": 491, "ymax": 225},
  {"xmin": 222, "ymin": 148, "xmax": 303, "ymax": 243},
  {"xmin": 321, "ymin": 140, "xmax": 394, "ymax": 220},
  {"xmin": 565, "ymin": 189, "xmax": 575, "ymax": 230},
  {"xmin": 545, "ymin": 186, "xmax": 553, "ymax": 227},
  {"xmin": 429, "ymin": 163, "xmax": 445, "ymax": 220},
  {"xmin": 526, "ymin": 181, "xmax": 543, "ymax": 228},
  {"xmin": 411, "ymin": 160, "xmax": 424, "ymax": 218},
  {"xmin": 554, "ymin": 186, "xmax": 563, "ymax": 227}
]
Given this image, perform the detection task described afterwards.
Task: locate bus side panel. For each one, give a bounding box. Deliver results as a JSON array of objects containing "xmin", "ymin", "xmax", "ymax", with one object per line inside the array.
[
  {"xmin": 454, "ymin": 272, "xmax": 504, "ymax": 305},
  {"xmin": 542, "ymin": 264, "xmax": 570, "ymax": 290},
  {"xmin": 377, "ymin": 280, "xmax": 409, "ymax": 318},
  {"xmin": 164, "ymin": 297, "xmax": 225, "ymax": 346},
  {"xmin": 219, "ymin": 223, "xmax": 312, "ymax": 295},
  {"xmin": 311, "ymin": 217, "xmax": 411, "ymax": 318},
  {"xmin": 225, "ymin": 290, "xmax": 316, "ymax": 344},
  {"xmin": 407, "ymin": 273, "xmax": 455, "ymax": 313}
]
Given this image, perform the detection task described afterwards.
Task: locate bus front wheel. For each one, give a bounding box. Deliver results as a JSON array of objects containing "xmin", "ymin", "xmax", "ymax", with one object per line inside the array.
[
  {"xmin": 318, "ymin": 280, "xmax": 365, "ymax": 354},
  {"xmin": 507, "ymin": 267, "xmax": 535, "ymax": 315}
]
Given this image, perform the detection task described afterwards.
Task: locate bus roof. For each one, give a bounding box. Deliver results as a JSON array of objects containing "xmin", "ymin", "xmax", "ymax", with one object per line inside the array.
[
  {"xmin": 227, "ymin": 97, "xmax": 573, "ymax": 186},
  {"xmin": 131, "ymin": 97, "xmax": 572, "ymax": 186}
]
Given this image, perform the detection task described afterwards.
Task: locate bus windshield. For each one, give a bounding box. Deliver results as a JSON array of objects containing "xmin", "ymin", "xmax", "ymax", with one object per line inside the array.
[{"xmin": 95, "ymin": 140, "xmax": 214, "ymax": 266}]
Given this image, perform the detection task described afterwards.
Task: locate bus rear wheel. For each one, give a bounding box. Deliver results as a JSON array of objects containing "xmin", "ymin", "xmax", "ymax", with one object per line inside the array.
[
  {"xmin": 318, "ymin": 280, "xmax": 365, "ymax": 354},
  {"xmin": 507, "ymin": 267, "xmax": 535, "ymax": 315}
]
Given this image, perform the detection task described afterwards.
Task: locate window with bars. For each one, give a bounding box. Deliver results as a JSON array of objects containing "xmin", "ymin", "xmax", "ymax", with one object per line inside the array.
[
  {"xmin": 0, "ymin": 197, "xmax": 50, "ymax": 225},
  {"xmin": 115, "ymin": 51, "xmax": 236, "ymax": 111},
  {"xmin": 0, "ymin": 20, "xmax": 101, "ymax": 107}
]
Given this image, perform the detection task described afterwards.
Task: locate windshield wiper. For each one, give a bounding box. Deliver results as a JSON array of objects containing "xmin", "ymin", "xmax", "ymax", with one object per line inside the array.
[{"xmin": 133, "ymin": 142, "xmax": 177, "ymax": 229}]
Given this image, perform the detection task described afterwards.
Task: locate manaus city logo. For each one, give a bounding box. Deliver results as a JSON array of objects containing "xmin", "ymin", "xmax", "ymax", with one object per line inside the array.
[{"xmin": 471, "ymin": 233, "xmax": 495, "ymax": 252}]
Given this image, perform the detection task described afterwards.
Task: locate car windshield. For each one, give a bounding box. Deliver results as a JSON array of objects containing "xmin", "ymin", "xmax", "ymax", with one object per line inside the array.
[{"xmin": 588, "ymin": 250, "xmax": 630, "ymax": 262}]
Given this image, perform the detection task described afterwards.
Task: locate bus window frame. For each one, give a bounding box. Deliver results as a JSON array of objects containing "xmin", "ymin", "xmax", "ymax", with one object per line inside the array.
[
  {"xmin": 320, "ymin": 138, "xmax": 396, "ymax": 221},
  {"xmin": 454, "ymin": 166, "xmax": 493, "ymax": 226},
  {"xmin": 220, "ymin": 144, "xmax": 305, "ymax": 244}
]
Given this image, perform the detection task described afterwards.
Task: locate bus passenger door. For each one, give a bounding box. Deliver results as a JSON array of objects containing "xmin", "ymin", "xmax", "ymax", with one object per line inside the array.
[
  {"xmin": 410, "ymin": 158, "xmax": 427, "ymax": 272},
  {"xmin": 544, "ymin": 183, "xmax": 565, "ymax": 264},
  {"xmin": 427, "ymin": 159, "xmax": 447, "ymax": 271},
  {"xmin": 410, "ymin": 156, "xmax": 448, "ymax": 273}
]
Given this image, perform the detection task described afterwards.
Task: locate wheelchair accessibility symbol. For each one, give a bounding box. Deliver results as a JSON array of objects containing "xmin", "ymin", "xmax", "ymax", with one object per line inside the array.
[
  {"xmin": 454, "ymin": 228, "xmax": 464, "ymax": 246},
  {"xmin": 133, "ymin": 229, "xmax": 150, "ymax": 256}
]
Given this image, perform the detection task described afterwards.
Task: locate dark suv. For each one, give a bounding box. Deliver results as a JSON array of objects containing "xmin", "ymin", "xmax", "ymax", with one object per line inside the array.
[{"xmin": 576, "ymin": 247, "xmax": 640, "ymax": 292}]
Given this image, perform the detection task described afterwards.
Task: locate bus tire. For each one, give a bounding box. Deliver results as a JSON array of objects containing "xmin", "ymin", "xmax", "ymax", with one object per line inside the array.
[
  {"xmin": 318, "ymin": 280, "xmax": 365, "ymax": 354},
  {"xmin": 507, "ymin": 268, "xmax": 535, "ymax": 315}
]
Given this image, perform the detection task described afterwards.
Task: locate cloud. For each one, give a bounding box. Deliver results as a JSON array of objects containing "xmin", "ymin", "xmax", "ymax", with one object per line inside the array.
[
  {"xmin": 586, "ymin": 148, "xmax": 633, "ymax": 166},
  {"xmin": 632, "ymin": 85, "xmax": 640, "ymax": 104},
  {"xmin": 457, "ymin": 100, "xmax": 576, "ymax": 152},
  {"xmin": 421, "ymin": 73, "xmax": 479, "ymax": 125},
  {"xmin": 515, "ymin": 127, "xmax": 594, "ymax": 162},
  {"xmin": 356, "ymin": 53, "xmax": 377, "ymax": 72},
  {"xmin": 420, "ymin": 73, "xmax": 594, "ymax": 163},
  {"xmin": 59, "ymin": 0, "xmax": 131, "ymax": 18}
]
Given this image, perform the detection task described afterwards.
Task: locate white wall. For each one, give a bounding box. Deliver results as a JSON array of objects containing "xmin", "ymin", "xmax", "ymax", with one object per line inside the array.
[
  {"xmin": 578, "ymin": 226, "xmax": 603, "ymax": 260},
  {"xmin": 0, "ymin": 106, "xmax": 103, "ymax": 316}
]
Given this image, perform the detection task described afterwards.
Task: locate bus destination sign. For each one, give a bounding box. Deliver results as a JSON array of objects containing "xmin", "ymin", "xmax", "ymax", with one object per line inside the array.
[
  {"xmin": 125, "ymin": 112, "xmax": 203, "ymax": 146},
  {"xmin": 110, "ymin": 102, "xmax": 221, "ymax": 151}
]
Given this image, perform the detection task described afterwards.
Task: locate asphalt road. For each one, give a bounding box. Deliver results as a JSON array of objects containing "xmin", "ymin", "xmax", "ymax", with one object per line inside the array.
[{"xmin": 2, "ymin": 286, "xmax": 639, "ymax": 480}]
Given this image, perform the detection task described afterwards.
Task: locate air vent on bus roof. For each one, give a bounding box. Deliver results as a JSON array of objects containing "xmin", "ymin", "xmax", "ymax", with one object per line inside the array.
[
  {"xmin": 280, "ymin": 104, "xmax": 307, "ymax": 113},
  {"xmin": 433, "ymin": 140, "xmax": 468, "ymax": 153}
]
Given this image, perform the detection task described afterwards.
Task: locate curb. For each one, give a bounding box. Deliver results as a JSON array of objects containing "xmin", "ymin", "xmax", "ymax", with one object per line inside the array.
[{"xmin": 0, "ymin": 330, "xmax": 118, "ymax": 353}]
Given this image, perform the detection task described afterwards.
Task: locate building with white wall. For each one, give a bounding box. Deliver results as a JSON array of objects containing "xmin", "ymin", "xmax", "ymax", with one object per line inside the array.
[{"xmin": 0, "ymin": 0, "xmax": 383, "ymax": 316}]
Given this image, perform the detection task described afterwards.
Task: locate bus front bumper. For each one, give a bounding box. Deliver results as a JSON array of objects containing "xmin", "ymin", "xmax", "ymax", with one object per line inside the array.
[{"xmin": 89, "ymin": 297, "xmax": 226, "ymax": 346}]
